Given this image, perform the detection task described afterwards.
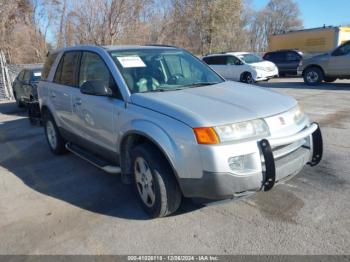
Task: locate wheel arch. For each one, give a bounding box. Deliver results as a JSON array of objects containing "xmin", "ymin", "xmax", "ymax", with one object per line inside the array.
[
  {"xmin": 119, "ymin": 124, "xmax": 182, "ymax": 191},
  {"xmin": 303, "ymin": 64, "xmax": 325, "ymax": 77}
]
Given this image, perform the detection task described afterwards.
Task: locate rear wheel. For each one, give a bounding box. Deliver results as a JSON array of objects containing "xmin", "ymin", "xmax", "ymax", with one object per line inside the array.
[
  {"xmin": 240, "ymin": 72, "xmax": 254, "ymax": 84},
  {"xmin": 131, "ymin": 143, "xmax": 182, "ymax": 218},
  {"xmin": 43, "ymin": 111, "xmax": 67, "ymax": 154},
  {"xmin": 324, "ymin": 77, "xmax": 337, "ymax": 83},
  {"xmin": 304, "ymin": 67, "xmax": 324, "ymax": 86}
]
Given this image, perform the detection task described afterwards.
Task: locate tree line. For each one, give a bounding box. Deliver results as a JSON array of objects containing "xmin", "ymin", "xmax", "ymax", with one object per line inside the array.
[{"xmin": 0, "ymin": 0, "xmax": 302, "ymax": 64}]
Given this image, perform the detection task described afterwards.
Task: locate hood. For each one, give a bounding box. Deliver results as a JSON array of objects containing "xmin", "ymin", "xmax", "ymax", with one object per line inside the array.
[
  {"xmin": 130, "ymin": 81, "xmax": 297, "ymax": 127},
  {"xmin": 305, "ymin": 52, "xmax": 330, "ymax": 62}
]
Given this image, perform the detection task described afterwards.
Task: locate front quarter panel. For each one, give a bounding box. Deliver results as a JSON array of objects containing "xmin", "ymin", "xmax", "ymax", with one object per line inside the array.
[{"xmin": 117, "ymin": 104, "xmax": 203, "ymax": 180}]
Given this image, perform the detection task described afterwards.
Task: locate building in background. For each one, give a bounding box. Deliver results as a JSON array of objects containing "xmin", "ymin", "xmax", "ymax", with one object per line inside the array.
[{"xmin": 268, "ymin": 26, "xmax": 350, "ymax": 54}]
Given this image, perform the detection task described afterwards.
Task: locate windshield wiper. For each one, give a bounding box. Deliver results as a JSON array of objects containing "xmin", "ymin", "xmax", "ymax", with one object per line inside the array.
[
  {"xmin": 144, "ymin": 87, "xmax": 184, "ymax": 93},
  {"xmin": 182, "ymin": 82, "xmax": 220, "ymax": 88}
]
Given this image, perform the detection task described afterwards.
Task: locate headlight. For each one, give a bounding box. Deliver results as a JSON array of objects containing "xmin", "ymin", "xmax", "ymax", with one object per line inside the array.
[
  {"xmin": 290, "ymin": 105, "xmax": 306, "ymax": 124},
  {"xmin": 214, "ymin": 119, "xmax": 270, "ymax": 143},
  {"xmin": 252, "ymin": 65, "xmax": 265, "ymax": 71}
]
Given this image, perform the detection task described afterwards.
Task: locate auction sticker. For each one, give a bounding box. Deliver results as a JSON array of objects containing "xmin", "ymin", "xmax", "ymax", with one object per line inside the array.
[{"xmin": 117, "ymin": 56, "xmax": 146, "ymax": 68}]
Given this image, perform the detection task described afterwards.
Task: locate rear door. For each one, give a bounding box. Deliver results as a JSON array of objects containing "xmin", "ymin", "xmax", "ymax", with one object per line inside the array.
[
  {"xmin": 21, "ymin": 70, "xmax": 32, "ymax": 101},
  {"xmin": 72, "ymin": 51, "xmax": 124, "ymax": 156},
  {"xmin": 50, "ymin": 51, "xmax": 81, "ymax": 132},
  {"xmin": 328, "ymin": 42, "xmax": 350, "ymax": 76},
  {"xmin": 285, "ymin": 52, "xmax": 301, "ymax": 74},
  {"xmin": 13, "ymin": 70, "xmax": 25, "ymax": 99},
  {"xmin": 265, "ymin": 52, "xmax": 286, "ymax": 73},
  {"xmin": 203, "ymin": 56, "xmax": 228, "ymax": 78}
]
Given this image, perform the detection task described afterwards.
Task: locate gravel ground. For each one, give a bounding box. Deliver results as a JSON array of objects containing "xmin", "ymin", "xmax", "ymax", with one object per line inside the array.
[{"xmin": 0, "ymin": 78, "xmax": 349, "ymax": 255}]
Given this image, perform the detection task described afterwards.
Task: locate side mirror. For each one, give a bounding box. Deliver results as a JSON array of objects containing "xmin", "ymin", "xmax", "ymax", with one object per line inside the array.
[{"xmin": 80, "ymin": 80, "xmax": 113, "ymax": 96}]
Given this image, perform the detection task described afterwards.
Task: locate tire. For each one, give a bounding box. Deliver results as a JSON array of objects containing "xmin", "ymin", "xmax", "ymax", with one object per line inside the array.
[
  {"xmin": 14, "ymin": 92, "xmax": 24, "ymax": 108},
  {"xmin": 303, "ymin": 67, "xmax": 324, "ymax": 86},
  {"xmin": 240, "ymin": 72, "xmax": 254, "ymax": 84},
  {"xmin": 43, "ymin": 111, "xmax": 67, "ymax": 155},
  {"xmin": 324, "ymin": 77, "xmax": 337, "ymax": 83},
  {"xmin": 131, "ymin": 143, "xmax": 182, "ymax": 218}
]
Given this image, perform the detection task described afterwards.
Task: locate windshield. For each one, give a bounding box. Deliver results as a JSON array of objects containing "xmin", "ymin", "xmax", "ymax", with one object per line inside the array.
[
  {"xmin": 32, "ymin": 70, "xmax": 42, "ymax": 81},
  {"xmin": 237, "ymin": 54, "xmax": 263, "ymax": 64},
  {"xmin": 109, "ymin": 49, "xmax": 223, "ymax": 93}
]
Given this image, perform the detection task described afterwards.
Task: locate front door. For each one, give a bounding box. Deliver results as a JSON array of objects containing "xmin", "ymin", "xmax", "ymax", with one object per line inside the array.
[
  {"xmin": 328, "ymin": 42, "xmax": 350, "ymax": 76},
  {"xmin": 72, "ymin": 51, "xmax": 124, "ymax": 156}
]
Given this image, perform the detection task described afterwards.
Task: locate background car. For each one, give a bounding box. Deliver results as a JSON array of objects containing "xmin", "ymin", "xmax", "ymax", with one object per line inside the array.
[
  {"xmin": 263, "ymin": 50, "xmax": 303, "ymax": 76},
  {"xmin": 12, "ymin": 67, "xmax": 43, "ymax": 107},
  {"xmin": 202, "ymin": 52, "xmax": 278, "ymax": 84},
  {"xmin": 298, "ymin": 40, "xmax": 350, "ymax": 85}
]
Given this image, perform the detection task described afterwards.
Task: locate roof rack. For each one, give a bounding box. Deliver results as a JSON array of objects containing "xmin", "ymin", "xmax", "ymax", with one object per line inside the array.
[{"xmin": 145, "ymin": 44, "xmax": 178, "ymax": 48}]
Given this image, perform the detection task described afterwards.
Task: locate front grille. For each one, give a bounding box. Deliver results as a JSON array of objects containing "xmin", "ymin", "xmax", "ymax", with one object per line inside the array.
[{"xmin": 272, "ymin": 138, "xmax": 307, "ymax": 160}]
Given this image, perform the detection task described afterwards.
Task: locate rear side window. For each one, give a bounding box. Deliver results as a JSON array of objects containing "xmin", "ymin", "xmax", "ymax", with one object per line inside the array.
[
  {"xmin": 42, "ymin": 53, "xmax": 58, "ymax": 80},
  {"xmin": 286, "ymin": 52, "xmax": 300, "ymax": 61},
  {"xmin": 265, "ymin": 52, "xmax": 285, "ymax": 62},
  {"xmin": 54, "ymin": 52, "xmax": 80, "ymax": 87},
  {"xmin": 203, "ymin": 56, "xmax": 227, "ymax": 65}
]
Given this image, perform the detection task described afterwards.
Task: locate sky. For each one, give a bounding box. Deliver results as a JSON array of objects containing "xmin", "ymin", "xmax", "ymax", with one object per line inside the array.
[{"xmin": 252, "ymin": 0, "xmax": 350, "ymax": 28}]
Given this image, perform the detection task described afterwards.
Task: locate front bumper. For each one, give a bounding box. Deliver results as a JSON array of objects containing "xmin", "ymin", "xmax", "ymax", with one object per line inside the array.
[
  {"xmin": 254, "ymin": 69, "xmax": 279, "ymax": 82},
  {"xmin": 180, "ymin": 123, "xmax": 322, "ymax": 200}
]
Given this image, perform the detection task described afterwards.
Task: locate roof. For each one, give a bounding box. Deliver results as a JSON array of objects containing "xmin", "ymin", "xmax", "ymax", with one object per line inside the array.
[
  {"xmin": 204, "ymin": 52, "xmax": 252, "ymax": 57},
  {"xmin": 49, "ymin": 44, "xmax": 177, "ymax": 54}
]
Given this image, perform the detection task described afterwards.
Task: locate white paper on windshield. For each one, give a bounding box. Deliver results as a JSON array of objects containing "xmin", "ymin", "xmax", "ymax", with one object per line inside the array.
[
  {"xmin": 34, "ymin": 72, "xmax": 41, "ymax": 76},
  {"xmin": 117, "ymin": 56, "xmax": 146, "ymax": 68}
]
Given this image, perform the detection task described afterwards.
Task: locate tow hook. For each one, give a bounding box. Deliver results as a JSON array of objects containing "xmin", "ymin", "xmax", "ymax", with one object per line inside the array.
[
  {"xmin": 259, "ymin": 139, "xmax": 276, "ymax": 192},
  {"xmin": 307, "ymin": 123, "xmax": 323, "ymax": 167}
]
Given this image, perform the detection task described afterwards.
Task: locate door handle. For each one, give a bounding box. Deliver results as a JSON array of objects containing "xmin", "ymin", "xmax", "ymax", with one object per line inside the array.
[
  {"xmin": 74, "ymin": 98, "xmax": 82, "ymax": 106},
  {"xmin": 51, "ymin": 92, "xmax": 56, "ymax": 98}
]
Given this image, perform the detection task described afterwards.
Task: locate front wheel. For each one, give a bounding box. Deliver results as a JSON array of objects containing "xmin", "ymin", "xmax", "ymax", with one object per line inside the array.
[
  {"xmin": 131, "ymin": 143, "xmax": 182, "ymax": 218},
  {"xmin": 304, "ymin": 67, "xmax": 324, "ymax": 86},
  {"xmin": 240, "ymin": 72, "xmax": 254, "ymax": 84}
]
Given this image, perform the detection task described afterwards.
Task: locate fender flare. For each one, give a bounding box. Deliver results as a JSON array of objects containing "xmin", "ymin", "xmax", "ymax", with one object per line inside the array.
[{"xmin": 118, "ymin": 119, "xmax": 181, "ymax": 180}]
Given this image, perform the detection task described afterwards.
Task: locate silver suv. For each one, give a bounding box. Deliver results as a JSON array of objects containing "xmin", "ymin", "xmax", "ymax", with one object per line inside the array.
[
  {"xmin": 299, "ymin": 40, "xmax": 350, "ymax": 85},
  {"xmin": 38, "ymin": 45, "xmax": 323, "ymax": 218}
]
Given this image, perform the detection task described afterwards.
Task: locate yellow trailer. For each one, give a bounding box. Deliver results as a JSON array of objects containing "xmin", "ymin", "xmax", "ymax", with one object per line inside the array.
[{"xmin": 268, "ymin": 26, "xmax": 350, "ymax": 54}]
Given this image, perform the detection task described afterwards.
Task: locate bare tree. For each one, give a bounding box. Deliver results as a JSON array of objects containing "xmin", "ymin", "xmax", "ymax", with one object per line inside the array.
[{"xmin": 247, "ymin": 0, "xmax": 303, "ymax": 51}]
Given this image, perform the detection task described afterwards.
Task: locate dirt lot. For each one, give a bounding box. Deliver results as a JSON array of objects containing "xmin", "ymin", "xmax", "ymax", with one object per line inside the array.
[{"xmin": 0, "ymin": 78, "xmax": 350, "ymax": 255}]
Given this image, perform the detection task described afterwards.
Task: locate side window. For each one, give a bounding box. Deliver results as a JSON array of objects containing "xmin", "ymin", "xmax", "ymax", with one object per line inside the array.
[
  {"xmin": 286, "ymin": 52, "xmax": 300, "ymax": 61},
  {"xmin": 203, "ymin": 56, "xmax": 226, "ymax": 65},
  {"xmin": 23, "ymin": 71, "xmax": 31, "ymax": 82},
  {"xmin": 332, "ymin": 42, "xmax": 350, "ymax": 56},
  {"xmin": 79, "ymin": 52, "xmax": 122, "ymax": 99},
  {"xmin": 227, "ymin": 56, "xmax": 241, "ymax": 65},
  {"xmin": 54, "ymin": 52, "xmax": 80, "ymax": 86},
  {"xmin": 42, "ymin": 53, "xmax": 58, "ymax": 80}
]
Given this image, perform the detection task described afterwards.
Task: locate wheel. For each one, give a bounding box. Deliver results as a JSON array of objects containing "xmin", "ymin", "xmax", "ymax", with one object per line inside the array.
[
  {"xmin": 240, "ymin": 72, "xmax": 254, "ymax": 84},
  {"xmin": 131, "ymin": 143, "xmax": 182, "ymax": 218},
  {"xmin": 14, "ymin": 92, "xmax": 24, "ymax": 108},
  {"xmin": 304, "ymin": 67, "xmax": 324, "ymax": 86},
  {"xmin": 324, "ymin": 77, "xmax": 337, "ymax": 83},
  {"xmin": 43, "ymin": 111, "xmax": 67, "ymax": 154}
]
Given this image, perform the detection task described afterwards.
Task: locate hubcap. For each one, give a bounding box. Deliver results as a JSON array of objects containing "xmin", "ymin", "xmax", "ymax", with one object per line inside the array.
[
  {"xmin": 307, "ymin": 71, "xmax": 319, "ymax": 83},
  {"xmin": 134, "ymin": 157, "xmax": 155, "ymax": 207},
  {"xmin": 46, "ymin": 120, "xmax": 57, "ymax": 149}
]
